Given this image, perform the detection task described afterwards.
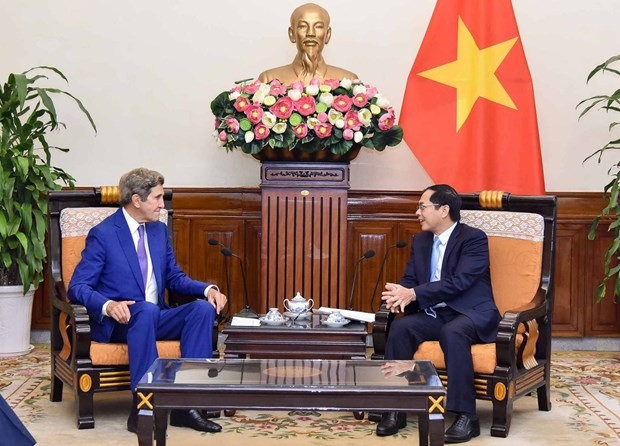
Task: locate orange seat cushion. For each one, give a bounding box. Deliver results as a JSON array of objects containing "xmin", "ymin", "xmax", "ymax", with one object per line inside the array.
[{"xmin": 90, "ymin": 340, "xmax": 181, "ymax": 366}]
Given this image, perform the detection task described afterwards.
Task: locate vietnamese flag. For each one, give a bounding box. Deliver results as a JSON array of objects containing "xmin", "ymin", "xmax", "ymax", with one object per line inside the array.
[{"xmin": 399, "ymin": 0, "xmax": 545, "ymax": 194}]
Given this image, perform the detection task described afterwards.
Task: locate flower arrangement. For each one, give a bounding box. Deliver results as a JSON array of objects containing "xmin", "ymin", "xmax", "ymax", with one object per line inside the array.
[{"xmin": 211, "ymin": 78, "xmax": 403, "ymax": 156}]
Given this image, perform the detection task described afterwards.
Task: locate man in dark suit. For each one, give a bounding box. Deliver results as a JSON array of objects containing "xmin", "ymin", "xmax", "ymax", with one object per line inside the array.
[
  {"xmin": 377, "ymin": 184, "xmax": 501, "ymax": 443},
  {"xmin": 68, "ymin": 167, "xmax": 227, "ymax": 434}
]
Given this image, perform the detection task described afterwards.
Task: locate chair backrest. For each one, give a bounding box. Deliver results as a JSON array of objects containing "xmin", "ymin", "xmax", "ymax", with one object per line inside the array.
[{"xmin": 48, "ymin": 187, "xmax": 173, "ymax": 298}]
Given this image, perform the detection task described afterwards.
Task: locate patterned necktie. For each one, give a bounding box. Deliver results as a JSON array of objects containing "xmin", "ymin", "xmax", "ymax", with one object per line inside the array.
[
  {"xmin": 137, "ymin": 225, "xmax": 148, "ymax": 288},
  {"xmin": 425, "ymin": 236, "xmax": 441, "ymax": 318}
]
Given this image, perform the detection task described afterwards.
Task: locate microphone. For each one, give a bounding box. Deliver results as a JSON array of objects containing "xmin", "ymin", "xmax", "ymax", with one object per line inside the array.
[
  {"xmin": 370, "ymin": 241, "xmax": 407, "ymax": 312},
  {"xmin": 348, "ymin": 249, "xmax": 376, "ymax": 310},
  {"xmin": 221, "ymin": 247, "xmax": 258, "ymax": 318},
  {"xmin": 208, "ymin": 239, "xmax": 231, "ymax": 320}
]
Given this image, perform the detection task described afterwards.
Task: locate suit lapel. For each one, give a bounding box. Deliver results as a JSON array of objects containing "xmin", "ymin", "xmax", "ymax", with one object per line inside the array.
[
  {"xmin": 442, "ymin": 222, "xmax": 462, "ymax": 273},
  {"xmin": 114, "ymin": 209, "xmax": 146, "ymax": 295},
  {"xmin": 146, "ymin": 223, "xmax": 164, "ymax": 296},
  {"xmin": 419, "ymin": 232, "xmax": 434, "ymax": 282}
]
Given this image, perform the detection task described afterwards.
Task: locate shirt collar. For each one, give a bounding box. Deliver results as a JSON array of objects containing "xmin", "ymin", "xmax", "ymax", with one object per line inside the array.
[
  {"xmin": 122, "ymin": 207, "xmax": 142, "ymax": 234},
  {"xmin": 435, "ymin": 222, "xmax": 457, "ymax": 246}
]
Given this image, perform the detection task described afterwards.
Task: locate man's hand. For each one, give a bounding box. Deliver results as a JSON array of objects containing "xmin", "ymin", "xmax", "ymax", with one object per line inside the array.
[
  {"xmin": 381, "ymin": 361, "xmax": 416, "ymax": 377},
  {"xmin": 381, "ymin": 282, "xmax": 415, "ymax": 313},
  {"xmin": 207, "ymin": 288, "xmax": 227, "ymax": 314},
  {"xmin": 107, "ymin": 300, "xmax": 135, "ymax": 324}
]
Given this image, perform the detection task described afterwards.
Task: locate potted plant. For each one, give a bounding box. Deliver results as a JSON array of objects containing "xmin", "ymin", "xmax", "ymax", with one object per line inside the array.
[
  {"xmin": 0, "ymin": 66, "xmax": 96, "ymax": 355},
  {"xmin": 578, "ymin": 55, "xmax": 620, "ymax": 302},
  {"xmin": 211, "ymin": 78, "xmax": 403, "ymax": 161}
]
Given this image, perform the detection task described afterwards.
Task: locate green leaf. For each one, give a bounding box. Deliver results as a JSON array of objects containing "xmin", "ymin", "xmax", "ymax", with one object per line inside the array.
[
  {"xmin": 1, "ymin": 252, "xmax": 11, "ymax": 268},
  {"xmin": 211, "ymin": 91, "xmax": 231, "ymax": 117},
  {"xmin": 15, "ymin": 232, "xmax": 28, "ymax": 252},
  {"xmin": 0, "ymin": 211, "xmax": 7, "ymax": 238},
  {"xmin": 13, "ymin": 73, "xmax": 29, "ymax": 108},
  {"xmin": 588, "ymin": 217, "xmax": 600, "ymax": 240},
  {"xmin": 36, "ymin": 88, "xmax": 57, "ymax": 123}
]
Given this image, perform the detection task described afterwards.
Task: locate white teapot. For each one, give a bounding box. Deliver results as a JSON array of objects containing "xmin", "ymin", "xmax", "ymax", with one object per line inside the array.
[{"xmin": 283, "ymin": 292, "xmax": 314, "ymax": 314}]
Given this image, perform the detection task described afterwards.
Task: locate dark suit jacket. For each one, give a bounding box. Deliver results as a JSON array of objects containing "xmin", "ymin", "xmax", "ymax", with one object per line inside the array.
[
  {"xmin": 68, "ymin": 208, "xmax": 210, "ymax": 342},
  {"xmin": 400, "ymin": 222, "xmax": 500, "ymax": 343}
]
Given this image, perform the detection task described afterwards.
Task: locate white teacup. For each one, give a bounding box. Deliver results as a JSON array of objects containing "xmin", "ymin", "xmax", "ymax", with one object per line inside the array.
[
  {"xmin": 264, "ymin": 307, "xmax": 284, "ymax": 322},
  {"xmin": 326, "ymin": 311, "xmax": 346, "ymax": 324}
]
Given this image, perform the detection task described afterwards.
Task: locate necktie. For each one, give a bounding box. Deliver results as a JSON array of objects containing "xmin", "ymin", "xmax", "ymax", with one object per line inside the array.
[
  {"xmin": 425, "ymin": 237, "xmax": 441, "ymax": 318},
  {"xmin": 137, "ymin": 225, "xmax": 148, "ymax": 288}
]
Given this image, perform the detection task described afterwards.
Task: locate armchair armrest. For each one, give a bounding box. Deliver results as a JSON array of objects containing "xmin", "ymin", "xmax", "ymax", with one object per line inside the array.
[{"xmin": 51, "ymin": 280, "xmax": 92, "ymax": 362}]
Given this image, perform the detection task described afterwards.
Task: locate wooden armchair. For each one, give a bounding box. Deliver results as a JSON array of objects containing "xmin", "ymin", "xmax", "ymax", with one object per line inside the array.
[
  {"xmin": 372, "ymin": 191, "xmax": 556, "ymax": 437},
  {"xmin": 47, "ymin": 187, "xmax": 218, "ymax": 429}
]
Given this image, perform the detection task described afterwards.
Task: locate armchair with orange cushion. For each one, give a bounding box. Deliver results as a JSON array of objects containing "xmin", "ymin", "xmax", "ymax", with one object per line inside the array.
[
  {"xmin": 47, "ymin": 187, "xmax": 219, "ymax": 429},
  {"xmin": 372, "ymin": 192, "xmax": 557, "ymax": 437}
]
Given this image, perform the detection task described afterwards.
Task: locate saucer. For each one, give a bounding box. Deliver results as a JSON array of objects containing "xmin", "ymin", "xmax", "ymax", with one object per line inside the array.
[
  {"xmin": 284, "ymin": 311, "xmax": 312, "ymax": 321},
  {"xmin": 321, "ymin": 317, "xmax": 350, "ymax": 328},
  {"xmin": 259, "ymin": 316, "xmax": 289, "ymax": 326}
]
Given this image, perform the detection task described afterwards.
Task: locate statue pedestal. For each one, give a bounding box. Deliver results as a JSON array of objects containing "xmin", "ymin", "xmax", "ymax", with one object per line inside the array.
[{"xmin": 259, "ymin": 161, "xmax": 351, "ymax": 311}]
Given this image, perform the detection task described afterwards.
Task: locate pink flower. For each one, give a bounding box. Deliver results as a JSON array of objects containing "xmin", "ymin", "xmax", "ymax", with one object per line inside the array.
[
  {"xmin": 317, "ymin": 112, "xmax": 328, "ymax": 123},
  {"xmin": 245, "ymin": 104, "xmax": 264, "ymax": 124},
  {"xmin": 290, "ymin": 80, "xmax": 304, "ymax": 92},
  {"xmin": 269, "ymin": 80, "xmax": 287, "ymax": 96},
  {"xmin": 270, "ymin": 97, "xmax": 294, "ymax": 119},
  {"xmin": 218, "ymin": 131, "xmax": 227, "ymax": 142},
  {"xmin": 214, "ymin": 118, "xmax": 220, "ymax": 129},
  {"xmin": 294, "ymin": 96, "xmax": 317, "ymax": 116},
  {"xmin": 225, "ymin": 118, "xmax": 240, "ymax": 133},
  {"xmin": 352, "ymin": 93, "xmax": 368, "ymax": 107},
  {"xmin": 314, "ymin": 123, "xmax": 333, "ymax": 139},
  {"xmin": 332, "ymin": 95, "xmax": 353, "ymax": 112},
  {"xmin": 229, "ymin": 85, "xmax": 242, "ymax": 94},
  {"xmin": 343, "ymin": 111, "xmax": 361, "ymax": 130},
  {"xmin": 293, "ymin": 123, "xmax": 308, "ymax": 138},
  {"xmin": 243, "ymin": 80, "xmax": 261, "ymax": 94},
  {"xmin": 309, "ymin": 78, "xmax": 320, "ymax": 87},
  {"xmin": 378, "ymin": 110, "xmax": 395, "ymax": 130},
  {"xmin": 365, "ymin": 84, "xmax": 378, "ymax": 97},
  {"xmin": 343, "ymin": 129, "xmax": 354, "ymax": 140},
  {"xmin": 322, "ymin": 79, "xmax": 340, "ymax": 89},
  {"xmin": 233, "ymin": 96, "xmax": 251, "ymax": 112},
  {"xmin": 254, "ymin": 123, "xmax": 270, "ymax": 140}
]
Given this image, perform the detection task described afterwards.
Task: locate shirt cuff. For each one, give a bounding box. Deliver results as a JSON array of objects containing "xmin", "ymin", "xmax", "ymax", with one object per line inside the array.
[
  {"xmin": 204, "ymin": 285, "xmax": 219, "ymax": 299},
  {"xmin": 102, "ymin": 300, "xmax": 112, "ymax": 318}
]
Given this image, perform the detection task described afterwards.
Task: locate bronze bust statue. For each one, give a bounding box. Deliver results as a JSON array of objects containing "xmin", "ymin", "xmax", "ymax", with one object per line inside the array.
[{"xmin": 258, "ymin": 3, "xmax": 358, "ymax": 85}]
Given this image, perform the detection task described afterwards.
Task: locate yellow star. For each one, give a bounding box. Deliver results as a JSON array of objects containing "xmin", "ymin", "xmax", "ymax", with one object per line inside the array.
[{"xmin": 418, "ymin": 17, "xmax": 518, "ymax": 131}]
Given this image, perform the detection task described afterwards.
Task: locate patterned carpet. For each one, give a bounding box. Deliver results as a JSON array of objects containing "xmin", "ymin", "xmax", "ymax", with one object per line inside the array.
[{"xmin": 0, "ymin": 346, "xmax": 618, "ymax": 445}]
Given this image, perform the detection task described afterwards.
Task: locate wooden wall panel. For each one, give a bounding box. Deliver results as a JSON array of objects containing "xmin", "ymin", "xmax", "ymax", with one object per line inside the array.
[{"xmin": 34, "ymin": 188, "xmax": 618, "ymax": 338}]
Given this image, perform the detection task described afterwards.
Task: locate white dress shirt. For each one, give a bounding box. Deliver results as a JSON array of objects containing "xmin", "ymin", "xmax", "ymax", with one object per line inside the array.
[{"xmin": 430, "ymin": 221, "xmax": 457, "ymax": 309}]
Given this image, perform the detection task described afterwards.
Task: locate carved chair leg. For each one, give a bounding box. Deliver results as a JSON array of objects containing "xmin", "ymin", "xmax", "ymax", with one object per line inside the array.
[
  {"xmin": 50, "ymin": 373, "xmax": 64, "ymax": 402},
  {"xmin": 537, "ymin": 383, "xmax": 552, "ymax": 411},
  {"xmin": 75, "ymin": 387, "xmax": 95, "ymax": 429},
  {"xmin": 491, "ymin": 396, "xmax": 513, "ymax": 438}
]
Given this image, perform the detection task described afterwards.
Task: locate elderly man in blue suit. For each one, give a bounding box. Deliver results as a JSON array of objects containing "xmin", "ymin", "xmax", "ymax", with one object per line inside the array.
[
  {"xmin": 68, "ymin": 167, "xmax": 227, "ymax": 434},
  {"xmin": 377, "ymin": 184, "xmax": 501, "ymax": 443}
]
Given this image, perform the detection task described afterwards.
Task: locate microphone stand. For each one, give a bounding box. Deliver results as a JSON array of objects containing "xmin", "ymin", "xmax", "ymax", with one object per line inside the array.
[
  {"xmin": 221, "ymin": 248, "xmax": 259, "ymax": 318},
  {"xmin": 370, "ymin": 241, "xmax": 406, "ymax": 312},
  {"xmin": 347, "ymin": 250, "xmax": 375, "ymax": 311}
]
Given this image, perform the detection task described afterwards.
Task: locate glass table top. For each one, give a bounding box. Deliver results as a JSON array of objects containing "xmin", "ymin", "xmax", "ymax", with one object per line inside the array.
[
  {"xmin": 139, "ymin": 358, "xmax": 442, "ymax": 390},
  {"xmin": 224, "ymin": 313, "xmax": 367, "ymax": 331}
]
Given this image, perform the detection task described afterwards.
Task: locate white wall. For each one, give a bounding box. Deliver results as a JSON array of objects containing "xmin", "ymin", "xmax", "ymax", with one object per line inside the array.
[{"xmin": 1, "ymin": 0, "xmax": 617, "ymax": 191}]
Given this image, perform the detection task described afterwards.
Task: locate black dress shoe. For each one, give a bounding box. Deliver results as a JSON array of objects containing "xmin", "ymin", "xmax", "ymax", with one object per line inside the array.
[
  {"xmin": 445, "ymin": 414, "xmax": 480, "ymax": 443},
  {"xmin": 170, "ymin": 409, "xmax": 222, "ymax": 433},
  {"xmin": 376, "ymin": 411, "xmax": 407, "ymax": 436}
]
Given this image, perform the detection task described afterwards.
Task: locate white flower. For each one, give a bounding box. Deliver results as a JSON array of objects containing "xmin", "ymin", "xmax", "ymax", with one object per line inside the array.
[
  {"xmin": 339, "ymin": 78, "xmax": 353, "ymax": 90},
  {"xmin": 252, "ymin": 83, "xmax": 272, "ymax": 104},
  {"xmin": 262, "ymin": 111, "xmax": 277, "ymax": 128},
  {"xmin": 319, "ymin": 92, "xmax": 334, "ymax": 107},
  {"xmin": 354, "ymin": 131, "xmax": 363, "ymax": 143},
  {"xmin": 272, "ymin": 122, "xmax": 288, "ymax": 134},
  {"xmin": 370, "ymin": 104, "xmax": 382, "ymax": 115},
  {"xmin": 335, "ymin": 118, "xmax": 345, "ymax": 129},
  {"xmin": 328, "ymin": 109, "xmax": 343, "ymax": 125},
  {"xmin": 358, "ymin": 108, "xmax": 372, "ymax": 126},
  {"xmin": 244, "ymin": 131, "xmax": 255, "ymax": 143},
  {"xmin": 307, "ymin": 117, "xmax": 320, "ymax": 129},
  {"xmin": 352, "ymin": 84, "xmax": 367, "ymax": 96},
  {"xmin": 288, "ymin": 89, "xmax": 302, "ymax": 101},
  {"xmin": 375, "ymin": 94, "xmax": 391, "ymax": 109},
  {"xmin": 228, "ymin": 91, "xmax": 241, "ymax": 101},
  {"xmin": 305, "ymin": 84, "xmax": 319, "ymax": 96}
]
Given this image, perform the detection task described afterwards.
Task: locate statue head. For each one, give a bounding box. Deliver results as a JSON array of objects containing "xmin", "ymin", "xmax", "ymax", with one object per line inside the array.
[{"xmin": 288, "ymin": 3, "xmax": 332, "ymax": 66}]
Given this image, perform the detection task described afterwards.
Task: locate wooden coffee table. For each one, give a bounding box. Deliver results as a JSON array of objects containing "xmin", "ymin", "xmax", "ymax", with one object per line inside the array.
[
  {"xmin": 222, "ymin": 313, "xmax": 367, "ymax": 359},
  {"xmin": 135, "ymin": 358, "xmax": 446, "ymax": 446}
]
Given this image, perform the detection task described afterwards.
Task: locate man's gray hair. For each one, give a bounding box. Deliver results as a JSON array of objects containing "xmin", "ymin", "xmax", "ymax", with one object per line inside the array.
[{"xmin": 119, "ymin": 168, "xmax": 165, "ymax": 206}]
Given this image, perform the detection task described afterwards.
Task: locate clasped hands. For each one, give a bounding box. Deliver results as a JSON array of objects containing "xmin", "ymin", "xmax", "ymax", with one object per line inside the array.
[
  {"xmin": 107, "ymin": 289, "xmax": 227, "ymax": 325},
  {"xmin": 381, "ymin": 282, "xmax": 415, "ymax": 313}
]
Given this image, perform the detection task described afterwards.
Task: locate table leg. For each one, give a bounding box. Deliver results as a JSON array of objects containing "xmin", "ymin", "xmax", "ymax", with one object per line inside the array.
[
  {"xmin": 429, "ymin": 413, "xmax": 445, "ymax": 446},
  {"xmin": 418, "ymin": 413, "xmax": 429, "ymax": 446},
  {"xmin": 137, "ymin": 410, "xmax": 153, "ymax": 446},
  {"xmin": 154, "ymin": 409, "xmax": 168, "ymax": 446}
]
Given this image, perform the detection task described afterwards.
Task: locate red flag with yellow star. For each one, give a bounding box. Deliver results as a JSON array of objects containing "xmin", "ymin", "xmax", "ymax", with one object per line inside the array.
[{"xmin": 400, "ymin": 0, "xmax": 545, "ymax": 194}]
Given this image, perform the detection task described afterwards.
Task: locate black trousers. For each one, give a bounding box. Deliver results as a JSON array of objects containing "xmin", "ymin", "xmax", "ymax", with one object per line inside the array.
[{"xmin": 384, "ymin": 306, "xmax": 481, "ymax": 415}]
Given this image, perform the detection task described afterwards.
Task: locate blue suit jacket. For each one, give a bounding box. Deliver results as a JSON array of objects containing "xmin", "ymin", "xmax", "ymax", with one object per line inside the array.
[
  {"xmin": 400, "ymin": 222, "xmax": 501, "ymax": 343},
  {"xmin": 68, "ymin": 208, "xmax": 210, "ymax": 342}
]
